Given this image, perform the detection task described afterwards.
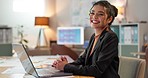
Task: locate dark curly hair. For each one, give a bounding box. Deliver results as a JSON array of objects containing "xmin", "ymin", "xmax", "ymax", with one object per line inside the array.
[{"xmin": 90, "ymin": 1, "xmax": 118, "ymax": 25}]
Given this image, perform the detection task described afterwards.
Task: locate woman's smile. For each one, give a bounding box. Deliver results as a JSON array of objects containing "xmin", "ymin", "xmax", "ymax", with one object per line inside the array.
[{"xmin": 90, "ymin": 19, "xmax": 100, "ymax": 24}]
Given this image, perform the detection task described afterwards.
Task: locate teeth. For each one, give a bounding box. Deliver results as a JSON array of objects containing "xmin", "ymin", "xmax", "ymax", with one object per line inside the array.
[
  {"xmin": 93, "ymin": 21, "xmax": 98, "ymax": 23},
  {"xmin": 92, "ymin": 20, "xmax": 99, "ymax": 24}
]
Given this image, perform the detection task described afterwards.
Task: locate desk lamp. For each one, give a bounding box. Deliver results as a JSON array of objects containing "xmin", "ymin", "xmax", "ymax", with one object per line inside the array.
[{"xmin": 35, "ymin": 17, "xmax": 49, "ymax": 48}]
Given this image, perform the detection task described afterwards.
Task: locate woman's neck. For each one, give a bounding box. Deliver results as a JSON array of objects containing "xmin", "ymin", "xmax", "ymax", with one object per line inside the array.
[
  {"xmin": 94, "ymin": 26, "xmax": 107, "ymax": 36},
  {"xmin": 95, "ymin": 29, "xmax": 102, "ymax": 36}
]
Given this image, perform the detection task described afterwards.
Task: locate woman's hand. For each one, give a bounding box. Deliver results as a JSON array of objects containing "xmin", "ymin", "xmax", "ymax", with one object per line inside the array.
[{"xmin": 52, "ymin": 56, "xmax": 68, "ymax": 71}]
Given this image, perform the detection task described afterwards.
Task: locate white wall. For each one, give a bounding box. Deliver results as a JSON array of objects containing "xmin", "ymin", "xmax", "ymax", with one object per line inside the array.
[
  {"xmin": 55, "ymin": 0, "xmax": 148, "ymax": 26},
  {"xmin": 56, "ymin": 0, "xmax": 72, "ymax": 27},
  {"xmin": 1, "ymin": 0, "xmax": 148, "ymax": 47},
  {"xmin": 0, "ymin": 0, "xmax": 56, "ymax": 48},
  {"xmin": 126, "ymin": 0, "xmax": 148, "ymax": 22}
]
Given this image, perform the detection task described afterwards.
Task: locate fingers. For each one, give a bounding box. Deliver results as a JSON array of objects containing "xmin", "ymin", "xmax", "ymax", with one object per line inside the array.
[
  {"xmin": 52, "ymin": 59, "xmax": 62, "ymax": 67},
  {"xmin": 52, "ymin": 56, "xmax": 68, "ymax": 68},
  {"xmin": 52, "ymin": 60, "xmax": 58, "ymax": 67},
  {"xmin": 61, "ymin": 56, "xmax": 67, "ymax": 61},
  {"xmin": 53, "ymin": 61, "xmax": 67, "ymax": 70},
  {"xmin": 52, "ymin": 61, "xmax": 61, "ymax": 69}
]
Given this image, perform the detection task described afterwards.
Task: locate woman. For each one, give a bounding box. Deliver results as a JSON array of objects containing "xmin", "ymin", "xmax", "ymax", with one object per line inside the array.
[{"xmin": 52, "ymin": 1, "xmax": 120, "ymax": 78}]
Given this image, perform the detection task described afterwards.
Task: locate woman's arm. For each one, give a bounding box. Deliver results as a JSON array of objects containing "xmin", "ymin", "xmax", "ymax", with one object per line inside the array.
[
  {"xmin": 68, "ymin": 33, "xmax": 95, "ymax": 65},
  {"xmin": 64, "ymin": 32, "xmax": 119, "ymax": 77}
]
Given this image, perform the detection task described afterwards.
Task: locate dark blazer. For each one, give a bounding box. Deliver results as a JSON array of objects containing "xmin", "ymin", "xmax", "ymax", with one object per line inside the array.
[{"xmin": 64, "ymin": 30, "xmax": 120, "ymax": 78}]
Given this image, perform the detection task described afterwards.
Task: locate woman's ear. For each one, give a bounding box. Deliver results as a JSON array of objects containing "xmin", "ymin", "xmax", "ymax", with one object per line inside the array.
[{"xmin": 107, "ymin": 16, "xmax": 113, "ymax": 24}]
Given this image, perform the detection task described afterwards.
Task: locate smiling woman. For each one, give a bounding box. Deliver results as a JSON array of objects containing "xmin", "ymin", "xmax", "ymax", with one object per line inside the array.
[
  {"xmin": 52, "ymin": 1, "xmax": 119, "ymax": 78},
  {"xmin": 13, "ymin": 0, "xmax": 45, "ymax": 15}
]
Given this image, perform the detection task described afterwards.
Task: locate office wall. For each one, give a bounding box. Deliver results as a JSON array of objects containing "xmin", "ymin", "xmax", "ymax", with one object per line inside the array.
[
  {"xmin": 0, "ymin": 0, "xmax": 56, "ymax": 48},
  {"xmin": 126, "ymin": 0, "xmax": 148, "ymax": 22},
  {"xmin": 56, "ymin": 0, "xmax": 72, "ymax": 27},
  {"xmin": 55, "ymin": 0, "xmax": 148, "ymax": 27},
  {"xmin": 0, "ymin": 0, "xmax": 148, "ymax": 47}
]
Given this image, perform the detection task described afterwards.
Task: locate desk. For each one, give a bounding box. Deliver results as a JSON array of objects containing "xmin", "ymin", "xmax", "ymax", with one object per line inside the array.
[
  {"xmin": 130, "ymin": 52, "xmax": 146, "ymax": 58},
  {"xmin": 27, "ymin": 48, "xmax": 51, "ymax": 56},
  {"xmin": 0, "ymin": 56, "xmax": 94, "ymax": 78}
]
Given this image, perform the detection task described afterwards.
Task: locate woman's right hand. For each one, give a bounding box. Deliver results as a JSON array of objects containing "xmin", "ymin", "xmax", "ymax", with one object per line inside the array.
[{"xmin": 52, "ymin": 56, "xmax": 67, "ymax": 67}]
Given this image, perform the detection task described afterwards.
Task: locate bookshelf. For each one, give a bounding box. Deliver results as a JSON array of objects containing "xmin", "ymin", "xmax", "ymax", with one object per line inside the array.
[
  {"xmin": 0, "ymin": 26, "xmax": 12, "ymax": 43},
  {"xmin": 111, "ymin": 23, "xmax": 148, "ymax": 57}
]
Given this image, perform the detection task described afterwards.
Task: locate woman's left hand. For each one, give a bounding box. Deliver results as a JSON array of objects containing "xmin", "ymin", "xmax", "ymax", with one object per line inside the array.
[
  {"xmin": 55, "ymin": 60, "xmax": 68, "ymax": 71},
  {"xmin": 52, "ymin": 56, "xmax": 68, "ymax": 71}
]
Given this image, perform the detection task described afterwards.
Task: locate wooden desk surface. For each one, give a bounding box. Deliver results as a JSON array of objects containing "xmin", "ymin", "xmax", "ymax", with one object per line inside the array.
[
  {"xmin": 0, "ymin": 74, "xmax": 94, "ymax": 78},
  {"xmin": 0, "ymin": 74, "xmax": 26, "ymax": 78},
  {"xmin": 131, "ymin": 52, "xmax": 146, "ymax": 58},
  {"xmin": 0, "ymin": 56, "xmax": 94, "ymax": 78},
  {"xmin": 0, "ymin": 67, "xmax": 12, "ymax": 72},
  {"xmin": 131, "ymin": 52, "xmax": 146, "ymax": 56}
]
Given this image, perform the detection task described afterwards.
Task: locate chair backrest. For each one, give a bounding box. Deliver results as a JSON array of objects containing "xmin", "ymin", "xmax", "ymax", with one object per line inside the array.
[
  {"xmin": 145, "ymin": 46, "xmax": 148, "ymax": 78},
  {"xmin": 119, "ymin": 56, "xmax": 146, "ymax": 78},
  {"xmin": 0, "ymin": 43, "xmax": 13, "ymax": 56}
]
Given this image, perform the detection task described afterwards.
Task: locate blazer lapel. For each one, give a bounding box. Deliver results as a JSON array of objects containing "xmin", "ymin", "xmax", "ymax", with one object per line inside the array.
[
  {"xmin": 85, "ymin": 36, "xmax": 95, "ymax": 65},
  {"xmin": 84, "ymin": 30, "xmax": 107, "ymax": 65},
  {"xmin": 93, "ymin": 34, "xmax": 103, "ymax": 52},
  {"xmin": 89, "ymin": 30, "xmax": 107, "ymax": 57}
]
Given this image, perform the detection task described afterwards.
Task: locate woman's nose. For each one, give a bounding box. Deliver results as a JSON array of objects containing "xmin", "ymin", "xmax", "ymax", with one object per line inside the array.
[{"xmin": 93, "ymin": 13, "xmax": 98, "ymax": 19}]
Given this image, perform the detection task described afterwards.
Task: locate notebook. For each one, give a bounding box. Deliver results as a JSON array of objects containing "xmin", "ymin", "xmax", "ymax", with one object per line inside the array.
[{"xmin": 13, "ymin": 43, "xmax": 73, "ymax": 78}]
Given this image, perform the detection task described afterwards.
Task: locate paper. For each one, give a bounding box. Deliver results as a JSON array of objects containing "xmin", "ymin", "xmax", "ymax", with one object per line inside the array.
[{"xmin": 2, "ymin": 66, "xmax": 26, "ymax": 74}]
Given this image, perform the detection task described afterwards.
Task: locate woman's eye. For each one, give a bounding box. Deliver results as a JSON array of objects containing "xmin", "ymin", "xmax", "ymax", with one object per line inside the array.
[
  {"xmin": 89, "ymin": 12, "xmax": 104, "ymax": 16},
  {"xmin": 89, "ymin": 12, "xmax": 94, "ymax": 15},
  {"xmin": 97, "ymin": 13, "xmax": 104, "ymax": 16}
]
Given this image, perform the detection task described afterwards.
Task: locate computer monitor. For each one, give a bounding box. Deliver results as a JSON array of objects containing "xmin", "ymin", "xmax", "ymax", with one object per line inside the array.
[{"xmin": 57, "ymin": 27, "xmax": 84, "ymax": 45}]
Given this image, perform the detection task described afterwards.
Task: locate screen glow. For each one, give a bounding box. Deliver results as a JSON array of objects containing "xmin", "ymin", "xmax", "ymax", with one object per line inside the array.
[{"xmin": 57, "ymin": 27, "xmax": 84, "ymax": 45}]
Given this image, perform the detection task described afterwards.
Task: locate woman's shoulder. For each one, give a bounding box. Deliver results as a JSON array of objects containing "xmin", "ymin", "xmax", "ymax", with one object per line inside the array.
[
  {"xmin": 103, "ymin": 30, "xmax": 118, "ymax": 39},
  {"xmin": 107, "ymin": 30, "xmax": 116, "ymax": 35},
  {"xmin": 90, "ymin": 33, "xmax": 95, "ymax": 39},
  {"xmin": 101, "ymin": 30, "xmax": 119, "ymax": 43}
]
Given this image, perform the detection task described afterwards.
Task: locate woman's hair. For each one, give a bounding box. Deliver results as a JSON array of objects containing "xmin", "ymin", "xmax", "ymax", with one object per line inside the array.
[{"xmin": 90, "ymin": 1, "xmax": 118, "ymax": 25}]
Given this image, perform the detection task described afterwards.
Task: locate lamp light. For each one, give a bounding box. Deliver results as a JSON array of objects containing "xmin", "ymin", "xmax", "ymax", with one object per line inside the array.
[
  {"xmin": 113, "ymin": 0, "xmax": 127, "ymax": 23},
  {"xmin": 35, "ymin": 17, "xmax": 49, "ymax": 48},
  {"xmin": 117, "ymin": 6, "xmax": 125, "ymax": 23}
]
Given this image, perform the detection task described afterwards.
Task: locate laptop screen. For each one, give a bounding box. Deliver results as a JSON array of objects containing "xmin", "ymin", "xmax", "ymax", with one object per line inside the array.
[
  {"xmin": 57, "ymin": 27, "xmax": 84, "ymax": 45},
  {"xmin": 13, "ymin": 44, "xmax": 39, "ymax": 77}
]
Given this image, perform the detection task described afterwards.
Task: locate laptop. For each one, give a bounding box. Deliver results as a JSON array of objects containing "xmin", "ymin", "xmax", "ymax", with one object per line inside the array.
[{"xmin": 13, "ymin": 43, "xmax": 73, "ymax": 78}]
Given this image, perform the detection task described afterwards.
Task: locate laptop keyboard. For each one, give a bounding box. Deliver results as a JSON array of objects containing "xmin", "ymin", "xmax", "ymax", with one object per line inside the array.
[{"xmin": 36, "ymin": 66, "xmax": 60, "ymax": 76}]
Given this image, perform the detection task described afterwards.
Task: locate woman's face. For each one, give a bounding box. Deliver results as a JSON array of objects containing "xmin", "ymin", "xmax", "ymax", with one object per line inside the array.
[{"xmin": 89, "ymin": 4, "xmax": 112, "ymax": 29}]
